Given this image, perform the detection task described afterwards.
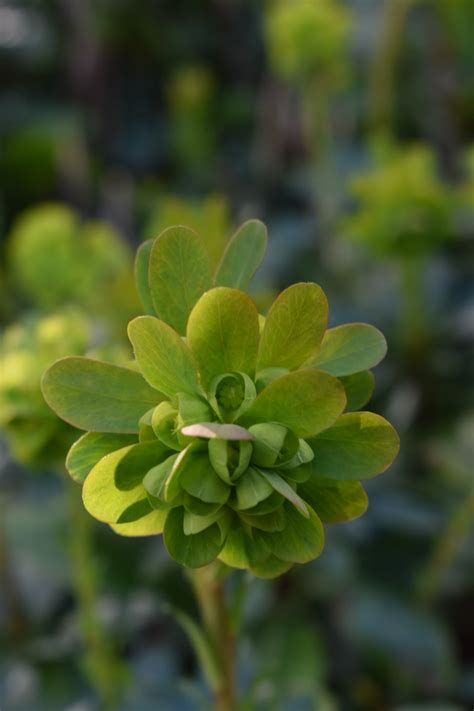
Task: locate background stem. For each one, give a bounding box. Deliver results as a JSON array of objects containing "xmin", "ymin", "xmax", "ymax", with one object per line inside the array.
[{"xmin": 65, "ymin": 476, "xmax": 125, "ymax": 708}]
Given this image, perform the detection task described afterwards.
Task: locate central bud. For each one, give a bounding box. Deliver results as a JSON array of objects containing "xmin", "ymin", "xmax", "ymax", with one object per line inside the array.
[{"xmin": 216, "ymin": 376, "xmax": 245, "ymax": 411}]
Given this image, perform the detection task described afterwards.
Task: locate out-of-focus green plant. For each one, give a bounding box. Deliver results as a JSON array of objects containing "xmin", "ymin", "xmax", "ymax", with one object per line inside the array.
[
  {"xmin": 43, "ymin": 220, "xmax": 399, "ymax": 710},
  {"xmin": 145, "ymin": 192, "xmax": 232, "ymax": 269},
  {"xmin": 0, "ymin": 310, "xmax": 127, "ymax": 706},
  {"xmin": 264, "ymin": 0, "xmax": 350, "ymax": 86},
  {"xmin": 342, "ymin": 143, "xmax": 454, "ymax": 351},
  {"xmin": 7, "ymin": 203, "xmax": 138, "ymax": 324},
  {"xmin": 166, "ymin": 65, "xmax": 217, "ymax": 178},
  {"xmin": 0, "ymin": 310, "xmax": 90, "ymax": 468},
  {"xmin": 343, "ymin": 144, "xmax": 453, "ymax": 258}
]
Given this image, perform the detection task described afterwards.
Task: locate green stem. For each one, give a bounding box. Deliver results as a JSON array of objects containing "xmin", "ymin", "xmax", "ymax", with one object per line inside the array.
[
  {"xmin": 189, "ymin": 563, "xmax": 237, "ymax": 711},
  {"xmin": 0, "ymin": 495, "xmax": 27, "ymax": 644},
  {"xmin": 65, "ymin": 476, "xmax": 124, "ymax": 708},
  {"xmin": 398, "ymin": 257, "xmax": 430, "ymax": 355},
  {"xmin": 368, "ymin": 0, "xmax": 419, "ymax": 137},
  {"xmin": 416, "ymin": 482, "xmax": 474, "ymax": 607}
]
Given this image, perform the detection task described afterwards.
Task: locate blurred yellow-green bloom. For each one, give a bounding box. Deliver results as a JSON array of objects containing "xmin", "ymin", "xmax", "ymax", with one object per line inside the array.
[
  {"xmin": 264, "ymin": 0, "xmax": 350, "ymax": 85},
  {"xmin": 342, "ymin": 144, "xmax": 454, "ymax": 258}
]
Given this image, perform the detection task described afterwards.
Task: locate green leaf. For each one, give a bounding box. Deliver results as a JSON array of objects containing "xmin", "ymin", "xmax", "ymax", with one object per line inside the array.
[
  {"xmin": 134, "ymin": 239, "xmax": 156, "ymax": 315},
  {"xmin": 66, "ymin": 432, "xmax": 136, "ymax": 484},
  {"xmin": 312, "ymin": 323, "xmax": 387, "ymax": 376},
  {"xmin": 299, "ymin": 477, "xmax": 368, "ymax": 523},
  {"xmin": 249, "ymin": 423, "xmax": 298, "ymax": 468},
  {"xmin": 42, "ymin": 357, "xmax": 163, "ymax": 433},
  {"xmin": 257, "ymin": 468, "xmax": 309, "ymax": 517},
  {"xmin": 183, "ymin": 493, "xmax": 222, "ymax": 516},
  {"xmin": 243, "ymin": 491, "xmax": 284, "ymax": 516},
  {"xmin": 249, "ymin": 555, "xmax": 292, "ymax": 579},
  {"xmin": 180, "ymin": 453, "xmax": 230, "ymax": 504},
  {"xmin": 307, "ymin": 412, "xmax": 400, "ymax": 480},
  {"xmin": 219, "ymin": 524, "xmax": 269, "ymax": 568},
  {"xmin": 240, "ymin": 507, "xmax": 286, "ymax": 532},
  {"xmin": 214, "ymin": 219, "xmax": 267, "ymax": 289},
  {"xmin": 181, "ymin": 422, "xmax": 253, "ymax": 440},
  {"xmin": 239, "ymin": 369, "xmax": 346, "ymax": 438},
  {"xmin": 149, "ymin": 226, "xmax": 212, "ymax": 335},
  {"xmin": 261, "ymin": 504, "xmax": 324, "ymax": 564},
  {"xmin": 339, "ymin": 371, "xmax": 375, "ymax": 411},
  {"xmin": 111, "ymin": 508, "xmax": 168, "ymax": 536},
  {"xmin": 235, "ymin": 467, "xmax": 273, "ymax": 510},
  {"xmin": 151, "ymin": 402, "xmax": 180, "ymax": 450},
  {"xmin": 183, "ymin": 510, "xmax": 223, "ymax": 535},
  {"xmin": 187, "ymin": 287, "xmax": 260, "ymax": 389},
  {"xmin": 177, "ymin": 393, "xmax": 213, "ymax": 426},
  {"xmin": 128, "ymin": 316, "xmax": 200, "ymax": 398},
  {"xmin": 164, "ymin": 603, "xmax": 222, "ymax": 689},
  {"xmin": 163, "ymin": 507, "xmax": 223, "ymax": 567},
  {"xmin": 82, "ymin": 440, "xmax": 170, "ymax": 522},
  {"xmin": 143, "ymin": 454, "xmax": 179, "ymax": 502},
  {"xmin": 208, "ymin": 439, "xmax": 252, "ymax": 484},
  {"xmin": 257, "ymin": 283, "xmax": 328, "ymax": 371},
  {"xmin": 208, "ymin": 371, "xmax": 256, "ymax": 422}
]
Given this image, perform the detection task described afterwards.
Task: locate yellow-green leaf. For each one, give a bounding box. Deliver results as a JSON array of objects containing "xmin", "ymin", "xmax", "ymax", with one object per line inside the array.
[
  {"xmin": 128, "ymin": 316, "xmax": 201, "ymax": 398},
  {"xmin": 82, "ymin": 441, "xmax": 170, "ymax": 523},
  {"xmin": 239, "ymin": 369, "xmax": 346, "ymax": 438},
  {"xmin": 149, "ymin": 226, "xmax": 212, "ymax": 335},
  {"xmin": 66, "ymin": 432, "xmax": 136, "ymax": 483},
  {"xmin": 312, "ymin": 323, "xmax": 387, "ymax": 376},
  {"xmin": 299, "ymin": 477, "xmax": 368, "ymax": 522},
  {"xmin": 307, "ymin": 412, "xmax": 400, "ymax": 480},
  {"xmin": 257, "ymin": 283, "xmax": 328, "ymax": 371},
  {"xmin": 187, "ymin": 287, "xmax": 260, "ymax": 389},
  {"xmin": 214, "ymin": 220, "xmax": 267, "ymax": 289},
  {"xmin": 42, "ymin": 357, "xmax": 163, "ymax": 433}
]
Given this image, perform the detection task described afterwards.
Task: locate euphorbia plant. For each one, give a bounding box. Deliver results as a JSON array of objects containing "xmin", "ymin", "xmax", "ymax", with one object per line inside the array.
[{"xmin": 42, "ymin": 221, "xmax": 399, "ymax": 709}]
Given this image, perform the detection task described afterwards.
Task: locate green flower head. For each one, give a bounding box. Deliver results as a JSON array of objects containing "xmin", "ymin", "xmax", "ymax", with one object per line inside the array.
[{"xmin": 42, "ymin": 221, "xmax": 399, "ymax": 577}]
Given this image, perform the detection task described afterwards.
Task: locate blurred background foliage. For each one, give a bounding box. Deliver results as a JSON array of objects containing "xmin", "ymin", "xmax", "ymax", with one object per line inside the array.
[{"xmin": 0, "ymin": 0, "xmax": 473, "ymax": 709}]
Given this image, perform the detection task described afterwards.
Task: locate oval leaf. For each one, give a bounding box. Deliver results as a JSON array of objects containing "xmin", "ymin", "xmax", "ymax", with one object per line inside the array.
[
  {"xmin": 312, "ymin": 323, "xmax": 387, "ymax": 376},
  {"xmin": 257, "ymin": 283, "xmax": 328, "ymax": 371},
  {"xmin": 187, "ymin": 287, "xmax": 260, "ymax": 389},
  {"xmin": 239, "ymin": 369, "xmax": 346, "ymax": 438},
  {"xmin": 111, "ymin": 508, "xmax": 167, "ymax": 536},
  {"xmin": 149, "ymin": 226, "xmax": 212, "ymax": 335},
  {"xmin": 181, "ymin": 422, "xmax": 254, "ymax": 440},
  {"xmin": 83, "ymin": 440, "xmax": 170, "ymax": 522},
  {"xmin": 42, "ymin": 357, "xmax": 163, "ymax": 433},
  {"xmin": 299, "ymin": 477, "xmax": 368, "ymax": 522},
  {"xmin": 134, "ymin": 239, "xmax": 156, "ymax": 315},
  {"xmin": 66, "ymin": 432, "xmax": 136, "ymax": 483},
  {"xmin": 261, "ymin": 504, "xmax": 324, "ymax": 564},
  {"xmin": 307, "ymin": 412, "xmax": 400, "ymax": 480},
  {"xmin": 128, "ymin": 316, "xmax": 200, "ymax": 398},
  {"xmin": 214, "ymin": 220, "xmax": 267, "ymax": 289},
  {"xmin": 339, "ymin": 371, "xmax": 375, "ymax": 411},
  {"xmin": 180, "ymin": 453, "xmax": 230, "ymax": 504},
  {"xmin": 163, "ymin": 507, "xmax": 223, "ymax": 567}
]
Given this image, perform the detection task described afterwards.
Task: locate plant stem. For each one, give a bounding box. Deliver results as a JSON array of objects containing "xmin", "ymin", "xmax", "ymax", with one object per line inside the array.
[
  {"xmin": 189, "ymin": 562, "xmax": 237, "ymax": 711},
  {"xmin": 415, "ymin": 482, "xmax": 474, "ymax": 607},
  {"xmin": 65, "ymin": 475, "xmax": 124, "ymax": 708},
  {"xmin": 369, "ymin": 0, "xmax": 419, "ymax": 137}
]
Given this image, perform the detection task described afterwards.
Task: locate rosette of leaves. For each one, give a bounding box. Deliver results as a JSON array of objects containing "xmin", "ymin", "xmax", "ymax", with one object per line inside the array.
[
  {"xmin": 342, "ymin": 144, "xmax": 453, "ymax": 258},
  {"xmin": 42, "ymin": 221, "xmax": 399, "ymax": 577}
]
